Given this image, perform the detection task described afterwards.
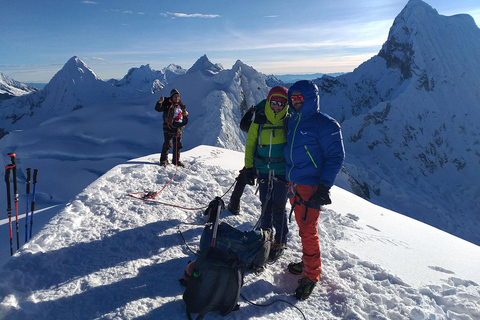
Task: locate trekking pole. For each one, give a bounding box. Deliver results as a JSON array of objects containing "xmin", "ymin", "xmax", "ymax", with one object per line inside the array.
[
  {"xmin": 5, "ymin": 165, "xmax": 14, "ymax": 256},
  {"xmin": 29, "ymin": 169, "xmax": 38, "ymax": 240},
  {"xmin": 7, "ymin": 153, "xmax": 20, "ymax": 250},
  {"xmin": 24, "ymin": 168, "xmax": 31, "ymax": 243}
]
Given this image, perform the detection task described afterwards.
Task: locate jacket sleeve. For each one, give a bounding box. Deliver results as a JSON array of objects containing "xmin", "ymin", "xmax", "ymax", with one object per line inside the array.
[
  {"xmin": 155, "ymin": 101, "xmax": 165, "ymax": 112},
  {"xmin": 240, "ymin": 108, "xmax": 254, "ymax": 132},
  {"xmin": 244, "ymin": 122, "xmax": 259, "ymax": 169},
  {"xmin": 318, "ymin": 120, "xmax": 345, "ymax": 187}
]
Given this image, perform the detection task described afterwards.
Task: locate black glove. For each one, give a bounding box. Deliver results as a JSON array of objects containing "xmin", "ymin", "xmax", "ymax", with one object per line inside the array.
[
  {"xmin": 240, "ymin": 167, "xmax": 256, "ymax": 186},
  {"xmin": 309, "ymin": 185, "xmax": 332, "ymax": 206}
]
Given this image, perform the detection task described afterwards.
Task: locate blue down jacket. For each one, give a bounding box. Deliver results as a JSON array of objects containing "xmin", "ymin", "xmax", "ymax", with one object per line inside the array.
[{"xmin": 285, "ymin": 80, "xmax": 345, "ymax": 187}]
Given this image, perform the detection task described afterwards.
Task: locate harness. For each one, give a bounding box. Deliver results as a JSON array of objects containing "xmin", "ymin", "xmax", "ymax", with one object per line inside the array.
[{"xmin": 287, "ymin": 184, "xmax": 322, "ymax": 222}]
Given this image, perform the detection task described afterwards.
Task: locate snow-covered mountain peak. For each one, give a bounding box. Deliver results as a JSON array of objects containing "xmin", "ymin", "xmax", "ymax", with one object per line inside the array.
[
  {"xmin": 0, "ymin": 72, "xmax": 38, "ymax": 99},
  {"xmin": 164, "ymin": 63, "xmax": 185, "ymax": 73},
  {"xmin": 109, "ymin": 63, "xmax": 186, "ymax": 94},
  {"xmin": 402, "ymin": 0, "xmax": 439, "ymax": 18},
  {"xmin": 0, "ymin": 57, "xmax": 135, "ymax": 131},
  {"xmin": 187, "ymin": 54, "xmax": 224, "ymax": 75},
  {"xmin": 315, "ymin": 0, "xmax": 480, "ymax": 245},
  {"xmin": 379, "ymin": 0, "xmax": 480, "ymax": 81},
  {"xmin": 58, "ymin": 56, "xmax": 102, "ymax": 82},
  {"xmin": 42, "ymin": 56, "xmax": 109, "ymax": 99}
]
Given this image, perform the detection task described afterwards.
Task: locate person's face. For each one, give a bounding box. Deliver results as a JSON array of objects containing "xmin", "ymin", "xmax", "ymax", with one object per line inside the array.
[
  {"xmin": 270, "ymin": 97, "xmax": 287, "ymax": 114},
  {"xmin": 290, "ymin": 91, "xmax": 304, "ymax": 111},
  {"xmin": 172, "ymin": 94, "xmax": 180, "ymax": 103}
]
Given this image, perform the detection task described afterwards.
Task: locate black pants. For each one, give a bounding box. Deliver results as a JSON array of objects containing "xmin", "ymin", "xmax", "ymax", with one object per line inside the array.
[
  {"xmin": 160, "ymin": 128, "xmax": 183, "ymax": 163},
  {"xmin": 229, "ymin": 173, "xmax": 247, "ymax": 209},
  {"xmin": 258, "ymin": 172, "xmax": 288, "ymax": 244}
]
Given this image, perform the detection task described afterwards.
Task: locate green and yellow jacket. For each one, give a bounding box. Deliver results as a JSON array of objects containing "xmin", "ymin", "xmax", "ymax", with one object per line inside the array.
[{"xmin": 245, "ymin": 99, "xmax": 289, "ymax": 175}]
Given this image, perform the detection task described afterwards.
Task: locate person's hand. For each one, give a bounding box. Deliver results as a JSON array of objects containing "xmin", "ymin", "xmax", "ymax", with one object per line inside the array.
[
  {"xmin": 158, "ymin": 95, "xmax": 164, "ymax": 104},
  {"xmin": 183, "ymin": 110, "xmax": 189, "ymax": 116},
  {"xmin": 309, "ymin": 185, "xmax": 331, "ymax": 205},
  {"xmin": 241, "ymin": 167, "xmax": 256, "ymax": 186}
]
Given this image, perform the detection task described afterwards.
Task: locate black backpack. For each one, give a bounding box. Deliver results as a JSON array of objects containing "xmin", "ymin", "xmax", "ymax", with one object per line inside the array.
[
  {"xmin": 200, "ymin": 222, "xmax": 273, "ymax": 270},
  {"xmin": 201, "ymin": 197, "xmax": 273, "ymax": 270},
  {"xmin": 183, "ymin": 246, "xmax": 245, "ymax": 320}
]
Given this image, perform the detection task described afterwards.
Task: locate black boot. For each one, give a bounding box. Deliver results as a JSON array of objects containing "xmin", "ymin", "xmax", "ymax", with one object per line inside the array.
[
  {"xmin": 227, "ymin": 171, "xmax": 248, "ymax": 214},
  {"xmin": 160, "ymin": 147, "xmax": 169, "ymax": 165},
  {"xmin": 172, "ymin": 153, "xmax": 185, "ymax": 167},
  {"xmin": 295, "ymin": 278, "xmax": 316, "ymax": 300}
]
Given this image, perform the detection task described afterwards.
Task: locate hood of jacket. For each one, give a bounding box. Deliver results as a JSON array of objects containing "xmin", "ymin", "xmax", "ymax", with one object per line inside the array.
[{"xmin": 288, "ymin": 80, "xmax": 320, "ymax": 119}]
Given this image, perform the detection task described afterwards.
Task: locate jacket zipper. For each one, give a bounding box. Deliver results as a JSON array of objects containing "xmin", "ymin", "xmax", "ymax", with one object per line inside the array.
[
  {"xmin": 304, "ymin": 145, "xmax": 318, "ymax": 168},
  {"xmin": 287, "ymin": 113, "xmax": 301, "ymax": 180}
]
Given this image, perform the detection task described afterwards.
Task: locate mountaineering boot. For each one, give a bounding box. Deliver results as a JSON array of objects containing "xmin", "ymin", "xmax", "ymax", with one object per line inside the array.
[
  {"xmin": 160, "ymin": 148, "xmax": 169, "ymax": 165},
  {"xmin": 268, "ymin": 243, "xmax": 285, "ymax": 261},
  {"xmin": 172, "ymin": 152, "xmax": 185, "ymax": 167},
  {"xmin": 287, "ymin": 261, "xmax": 303, "ymax": 275},
  {"xmin": 174, "ymin": 160, "xmax": 186, "ymax": 168},
  {"xmin": 227, "ymin": 202, "xmax": 240, "ymax": 215},
  {"xmin": 295, "ymin": 277, "xmax": 316, "ymax": 300}
]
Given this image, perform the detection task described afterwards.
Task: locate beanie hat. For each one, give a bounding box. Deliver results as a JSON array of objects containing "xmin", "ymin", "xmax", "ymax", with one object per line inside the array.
[
  {"xmin": 267, "ymin": 86, "xmax": 288, "ymax": 102},
  {"xmin": 170, "ymin": 88, "xmax": 180, "ymax": 97}
]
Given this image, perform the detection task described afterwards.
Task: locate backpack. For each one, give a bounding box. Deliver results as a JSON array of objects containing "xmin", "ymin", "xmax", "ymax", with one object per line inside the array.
[
  {"xmin": 183, "ymin": 244, "xmax": 245, "ymax": 320},
  {"xmin": 200, "ymin": 222, "xmax": 273, "ymax": 270},
  {"xmin": 183, "ymin": 197, "xmax": 246, "ymax": 319}
]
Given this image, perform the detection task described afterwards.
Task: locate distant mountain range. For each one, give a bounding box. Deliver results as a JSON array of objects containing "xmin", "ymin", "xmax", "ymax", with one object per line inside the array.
[
  {"xmin": 274, "ymin": 73, "xmax": 345, "ymax": 83},
  {"xmin": 0, "ymin": 0, "xmax": 478, "ymax": 245}
]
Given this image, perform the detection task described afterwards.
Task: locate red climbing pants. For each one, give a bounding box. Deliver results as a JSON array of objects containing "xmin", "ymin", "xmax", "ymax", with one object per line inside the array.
[{"xmin": 290, "ymin": 183, "xmax": 321, "ymax": 282}]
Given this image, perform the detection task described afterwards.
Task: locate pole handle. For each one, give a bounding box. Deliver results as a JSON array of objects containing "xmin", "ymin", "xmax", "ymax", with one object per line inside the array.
[
  {"xmin": 26, "ymin": 168, "xmax": 31, "ymax": 194},
  {"xmin": 7, "ymin": 154, "xmax": 18, "ymax": 195},
  {"xmin": 5, "ymin": 166, "xmax": 13, "ymax": 211},
  {"xmin": 7, "ymin": 153, "xmax": 16, "ymax": 166},
  {"xmin": 33, "ymin": 169, "xmax": 38, "ymax": 184},
  {"xmin": 5, "ymin": 165, "xmax": 11, "ymax": 184}
]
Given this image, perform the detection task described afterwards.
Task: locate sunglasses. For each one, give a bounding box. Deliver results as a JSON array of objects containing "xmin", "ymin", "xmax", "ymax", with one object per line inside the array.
[
  {"xmin": 270, "ymin": 100, "xmax": 286, "ymax": 107},
  {"xmin": 291, "ymin": 94, "xmax": 304, "ymax": 102}
]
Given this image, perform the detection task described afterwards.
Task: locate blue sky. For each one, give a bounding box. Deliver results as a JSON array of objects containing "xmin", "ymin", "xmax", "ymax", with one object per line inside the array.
[{"xmin": 1, "ymin": 0, "xmax": 479, "ymax": 83}]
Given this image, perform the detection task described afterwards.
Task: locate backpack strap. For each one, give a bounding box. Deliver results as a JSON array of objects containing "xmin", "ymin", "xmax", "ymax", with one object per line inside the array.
[
  {"xmin": 255, "ymin": 154, "xmax": 286, "ymax": 164},
  {"xmin": 253, "ymin": 120, "xmax": 288, "ymax": 164}
]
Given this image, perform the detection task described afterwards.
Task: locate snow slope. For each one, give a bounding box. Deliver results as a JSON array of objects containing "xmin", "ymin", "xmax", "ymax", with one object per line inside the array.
[{"xmin": 0, "ymin": 146, "xmax": 478, "ymax": 320}]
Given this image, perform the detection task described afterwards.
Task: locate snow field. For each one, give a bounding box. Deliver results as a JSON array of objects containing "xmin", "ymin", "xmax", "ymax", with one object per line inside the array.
[{"xmin": 0, "ymin": 147, "xmax": 477, "ymax": 319}]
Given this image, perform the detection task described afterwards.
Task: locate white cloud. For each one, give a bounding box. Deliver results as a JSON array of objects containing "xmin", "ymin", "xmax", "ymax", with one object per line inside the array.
[
  {"xmin": 164, "ymin": 12, "xmax": 220, "ymax": 18},
  {"xmin": 81, "ymin": 1, "xmax": 98, "ymax": 4}
]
